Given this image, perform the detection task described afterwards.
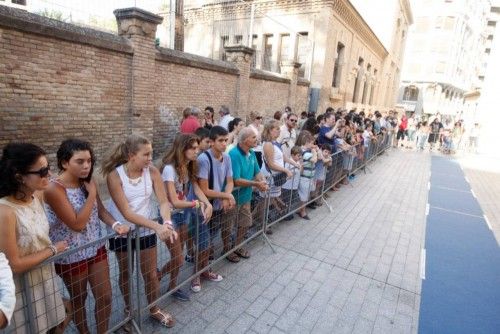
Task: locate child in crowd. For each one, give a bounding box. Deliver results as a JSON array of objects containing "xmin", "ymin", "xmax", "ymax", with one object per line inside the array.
[
  {"xmin": 194, "ymin": 127, "xmax": 211, "ymax": 152},
  {"xmin": 311, "ymin": 144, "xmax": 333, "ymax": 206},
  {"xmin": 282, "ymin": 146, "xmax": 302, "ymax": 221},
  {"xmin": 295, "ymin": 131, "xmax": 318, "ymax": 220},
  {"xmin": 45, "ymin": 139, "xmax": 129, "ymax": 334},
  {"xmin": 185, "ymin": 127, "xmax": 211, "ymax": 264},
  {"xmin": 159, "ymin": 134, "xmax": 212, "ymax": 302},
  {"xmin": 103, "ymin": 134, "xmax": 177, "ymax": 329}
]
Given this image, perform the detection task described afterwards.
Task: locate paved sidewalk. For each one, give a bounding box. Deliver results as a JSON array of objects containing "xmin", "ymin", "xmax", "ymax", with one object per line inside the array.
[{"xmin": 146, "ymin": 149, "xmax": 430, "ymax": 334}]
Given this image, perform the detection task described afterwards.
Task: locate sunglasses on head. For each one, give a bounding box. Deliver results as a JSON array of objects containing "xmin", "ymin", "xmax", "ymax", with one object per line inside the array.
[{"xmin": 24, "ymin": 166, "xmax": 50, "ymax": 178}]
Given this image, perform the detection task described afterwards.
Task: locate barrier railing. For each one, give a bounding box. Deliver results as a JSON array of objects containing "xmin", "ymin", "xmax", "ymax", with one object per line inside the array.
[{"xmin": 1, "ymin": 133, "xmax": 392, "ymax": 334}]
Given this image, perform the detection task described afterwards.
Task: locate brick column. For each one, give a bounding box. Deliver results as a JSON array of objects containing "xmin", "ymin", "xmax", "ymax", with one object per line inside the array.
[
  {"xmin": 280, "ymin": 60, "xmax": 301, "ymax": 111},
  {"xmin": 224, "ymin": 45, "xmax": 254, "ymax": 116},
  {"xmin": 114, "ymin": 8, "xmax": 163, "ymax": 137}
]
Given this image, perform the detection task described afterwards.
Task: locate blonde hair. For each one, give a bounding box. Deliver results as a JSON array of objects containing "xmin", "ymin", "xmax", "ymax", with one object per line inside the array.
[
  {"xmin": 101, "ymin": 134, "xmax": 150, "ymax": 176},
  {"xmin": 261, "ymin": 119, "xmax": 280, "ymax": 142}
]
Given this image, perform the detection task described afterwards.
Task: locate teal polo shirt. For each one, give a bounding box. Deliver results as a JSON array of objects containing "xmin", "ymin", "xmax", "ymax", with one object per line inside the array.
[{"xmin": 229, "ymin": 144, "xmax": 260, "ymax": 205}]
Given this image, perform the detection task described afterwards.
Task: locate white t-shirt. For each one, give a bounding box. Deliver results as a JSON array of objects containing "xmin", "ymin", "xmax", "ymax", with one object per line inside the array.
[
  {"xmin": 219, "ymin": 114, "xmax": 234, "ymax": 130},
  {"xmin": 282, "ymin": 162, "xmax": 300, "ymax": 190}
]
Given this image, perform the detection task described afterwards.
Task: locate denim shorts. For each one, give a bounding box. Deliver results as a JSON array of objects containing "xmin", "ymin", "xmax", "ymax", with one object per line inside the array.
[
  {"xmin": 186, "ymin": 208, "xmax": 209, "ymax": 251},
  {"xmin": 171, "ymin": 211, "xmax": 189, "ymax": 230}
]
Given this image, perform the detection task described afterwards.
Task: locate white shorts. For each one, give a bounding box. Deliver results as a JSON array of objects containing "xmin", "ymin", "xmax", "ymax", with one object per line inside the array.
[{"xmin": 298, "ymin": 177, "xmax": 315, "ymax": 202}]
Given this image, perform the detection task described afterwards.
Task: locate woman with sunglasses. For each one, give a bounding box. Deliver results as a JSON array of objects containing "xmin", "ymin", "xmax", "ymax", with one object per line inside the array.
[
  {"xmin": 44, "ymin": 139, "xmax": 130, "ymax": 334},
  {"xmin": 203, "ymin": 106, "xmax": 215, "ymax": 130},
  {"xmin": 0, "ymin": 143, "xmax": 68, "ymax": 333}
]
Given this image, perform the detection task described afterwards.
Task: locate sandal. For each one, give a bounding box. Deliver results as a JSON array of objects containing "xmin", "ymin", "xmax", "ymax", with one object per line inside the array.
[
  {"xmin": 234, "ymin": 248, "xmax": 250, "ymax": 259},
  {"xmin": 201, "ymin": 270, "xmax": 223, "ymax": 282},
  {"xmin": 156, "ymin": 268, "xmax": 163, "ymax": 282},
  {"xmin": 226, "ymin": 252, "xmax": 240, "ymax": 263},
  {"xmin": 123, "ymin": 308, "xmax": 131, "ymax": 332},
  {"xmin": 150, "ymin": 309, "xmax": 175, "ymax": 328}
]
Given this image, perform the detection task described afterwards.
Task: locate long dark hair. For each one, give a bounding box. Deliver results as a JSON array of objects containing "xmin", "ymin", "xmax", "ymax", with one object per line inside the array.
[
  {"xmin": 161, "ymin": 133, "xmax": 200, "ymax": 183},
  {"xmin": 0, "ymin": 143, "xmax": 46, "ymax": 199},
  {"xmin": 57, "ymin": 138, "xmax": 96, "ymax": 182}
]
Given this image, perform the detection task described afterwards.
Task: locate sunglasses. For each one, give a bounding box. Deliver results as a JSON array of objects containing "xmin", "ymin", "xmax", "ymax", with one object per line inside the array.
[
  {"xmin": 24, "ymin": 166, "xmax": 50, "ymax": 178},
  {"xmin": 289, "ymin": 119, "xmax": 298, "ymax": 123},
  {"xmin": 256, "ymin": 116, "xmax": 263, "ymax": 120}
]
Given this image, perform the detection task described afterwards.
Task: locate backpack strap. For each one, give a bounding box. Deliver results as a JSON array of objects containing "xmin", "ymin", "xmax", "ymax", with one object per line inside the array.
[
  {"xmin": 204, "ymin": 151, "xmax": 214, "ymax": 191},
  {"xmin": 204, "ymin": 151, "xmax": 215, "ymax": 205}
]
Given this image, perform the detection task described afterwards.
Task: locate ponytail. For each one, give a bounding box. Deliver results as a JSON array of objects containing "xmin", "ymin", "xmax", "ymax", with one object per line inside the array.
[{"xmin": 101, "ymin": 134, "xmax": 150, "ymax": 176}]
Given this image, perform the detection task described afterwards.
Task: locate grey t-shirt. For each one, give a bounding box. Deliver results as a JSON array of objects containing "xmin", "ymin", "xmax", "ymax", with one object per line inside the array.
[{"xmin": 197, "ymin": 149, "xmax": 233, "ymax": 210}]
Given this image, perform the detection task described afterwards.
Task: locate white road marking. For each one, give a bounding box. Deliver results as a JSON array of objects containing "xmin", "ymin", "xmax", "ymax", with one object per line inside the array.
[
  {"xmin": 420, "ymin": 249, "xmax": 426, "ymax": 280},
  {"xmin": 484, "ymin": 215, "xmax": 492, "ymax": 230}
]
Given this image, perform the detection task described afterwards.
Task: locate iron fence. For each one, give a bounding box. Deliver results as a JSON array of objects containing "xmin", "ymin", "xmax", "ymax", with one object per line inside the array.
[{"xmin": 1, "ymin": 133, "xmax": 392, "ymax": 333}]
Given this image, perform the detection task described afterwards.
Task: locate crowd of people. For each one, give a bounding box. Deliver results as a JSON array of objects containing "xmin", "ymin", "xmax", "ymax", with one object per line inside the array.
[
  {"xmin": 0, "ymin": 105, "xmax": 394, "ymax": 333},
  {"xmin": 389, "ymin": 111, "xmax": 480, "ymax": 154}
]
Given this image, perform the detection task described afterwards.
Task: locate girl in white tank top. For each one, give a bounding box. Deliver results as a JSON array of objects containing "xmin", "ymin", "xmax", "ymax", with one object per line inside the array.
[{"xmin": 101, "ymin": 135, "xmax": 177, "ymax": 329}]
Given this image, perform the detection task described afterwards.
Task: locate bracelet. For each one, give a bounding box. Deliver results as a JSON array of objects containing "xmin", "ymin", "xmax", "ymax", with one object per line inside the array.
[
  {"xmin": 164, "ymin": 220, "xmax": 173, "ymax": 227},
  {"xmin": 112, "ymin": 221, "xmax": 122, "ymax": 230},
  {"xmin": 48, "ymin": 245, "xmax": 57, "ymax": 256},
  {"xmin": 191, "ymin": 200, "xmax": 201, "ymax": 209}
]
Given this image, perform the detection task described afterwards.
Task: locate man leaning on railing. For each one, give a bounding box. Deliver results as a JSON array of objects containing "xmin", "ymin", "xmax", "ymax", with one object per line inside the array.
[{"xmin": 227, "ymin": 127, "xmax": 269, "ymax": 262}]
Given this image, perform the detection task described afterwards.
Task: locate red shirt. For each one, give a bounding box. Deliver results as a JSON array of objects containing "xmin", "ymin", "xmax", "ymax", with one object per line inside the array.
[
  {"xmin": 399, "ymin": 117, "xmax": 408, "ymax": 131},
  {"xmin": 180, "ymin": 116, "xmax": 201, "ymax": 134}
]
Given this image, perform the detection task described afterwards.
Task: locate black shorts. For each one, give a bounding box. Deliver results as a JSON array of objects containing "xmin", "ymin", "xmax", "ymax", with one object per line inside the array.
[
  {"xmin": 428, "ymin": 133, "xmax": 439, "ymax": 143},
  {"xmin": 396, "ymin": 129, "xmax": 407, "ymax": 140},
  {"xmin": 108, "ymin": 233, "xmax": 157, "ymax": 252}
]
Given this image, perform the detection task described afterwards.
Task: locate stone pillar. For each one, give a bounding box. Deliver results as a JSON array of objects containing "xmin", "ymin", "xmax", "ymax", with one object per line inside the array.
[
  {"xmin": 280, "ymin": 60, "xmax": 301, "ymax": 111},
  {"xmin": 224, "ymin": 45, "xmax": 254, "ymax": 116},
  {"xmin": 114, "ymin": 8, "xmax": 163, "ymax": 137}
]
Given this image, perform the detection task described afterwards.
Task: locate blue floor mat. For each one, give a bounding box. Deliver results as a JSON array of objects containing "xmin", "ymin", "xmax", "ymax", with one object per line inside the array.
[
  {"xmin": 428, "ymin": 186, "xmax": 483, "ymax": 217},
  {"xmin": 419, "ymin": 156, "xmax": 500, "ymax": 334},
  {"xmin": 430, "ymin": 173, "xmax": 471, "ymax": 192}
]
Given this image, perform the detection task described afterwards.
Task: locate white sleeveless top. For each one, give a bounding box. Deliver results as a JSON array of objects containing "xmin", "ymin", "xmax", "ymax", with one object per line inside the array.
[
  {"xmin": 260, "ymin": 141, "xmax": 285, "ymax": 198},
  {"xmin": 107, "ymin": 165, "xmax": 156, "ymax": 238}
]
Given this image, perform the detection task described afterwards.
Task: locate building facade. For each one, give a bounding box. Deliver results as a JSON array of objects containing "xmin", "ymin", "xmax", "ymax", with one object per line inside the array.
[
  {"xmin": 168, "ymin": 0, "xmax": 412, "ymax": 114},
  {"xmin": 398, "ymin": 0, "xmax": 491, "ymax": 119}
]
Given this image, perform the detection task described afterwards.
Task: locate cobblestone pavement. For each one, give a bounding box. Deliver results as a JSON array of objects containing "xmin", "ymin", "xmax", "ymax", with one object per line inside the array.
[{"xmin": 142, "ymin": 149, "xmax": 430, "ymax": 334}]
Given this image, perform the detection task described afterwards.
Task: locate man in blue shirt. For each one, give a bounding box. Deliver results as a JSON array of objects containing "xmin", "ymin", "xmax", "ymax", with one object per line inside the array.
[
  {"xmin": 318, "ymin": 113, "xmax": 341, "ymax": 152},
  {"xmin": 228, "ymin": 127, "xmax": 268, "ymax": 262}
]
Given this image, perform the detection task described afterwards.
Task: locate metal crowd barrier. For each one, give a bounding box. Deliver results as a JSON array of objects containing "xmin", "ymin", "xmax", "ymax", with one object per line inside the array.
[{"xmin": 1, "ymin": 133, "xmax": 393, "ymax": 334}]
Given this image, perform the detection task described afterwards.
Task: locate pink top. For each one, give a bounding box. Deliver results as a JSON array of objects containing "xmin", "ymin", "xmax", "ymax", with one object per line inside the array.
[{"xmin": 180, "ymin": 115, "xmax": 201, "ymax": 134}]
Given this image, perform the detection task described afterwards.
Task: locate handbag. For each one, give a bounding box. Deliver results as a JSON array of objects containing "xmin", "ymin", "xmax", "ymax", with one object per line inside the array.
[{"xmin": 263, "ymin": 152, "xmax": 287, "ymax": 187}]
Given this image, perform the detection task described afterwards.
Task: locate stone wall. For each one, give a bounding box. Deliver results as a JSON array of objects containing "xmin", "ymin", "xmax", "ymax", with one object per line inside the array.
[{"xmin": 0, "ymin": 5, "xmax": 309, "ymax": 161}]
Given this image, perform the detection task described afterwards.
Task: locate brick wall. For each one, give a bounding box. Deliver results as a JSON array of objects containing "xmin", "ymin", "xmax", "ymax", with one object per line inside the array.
[
  {"xmin": 0, "ymin": 5, "xmax": 309, "ymax": 163},
  {"xmin": 153, "ymin": 48, "xmax": 238, "ymax": 155},
  {"xmin": 0, "ymin": 25, "xmax": 132, "ymax": 161},
  {"xmin": 248, "ymin": 77, "xmax": 290, "ymax": 118}
]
